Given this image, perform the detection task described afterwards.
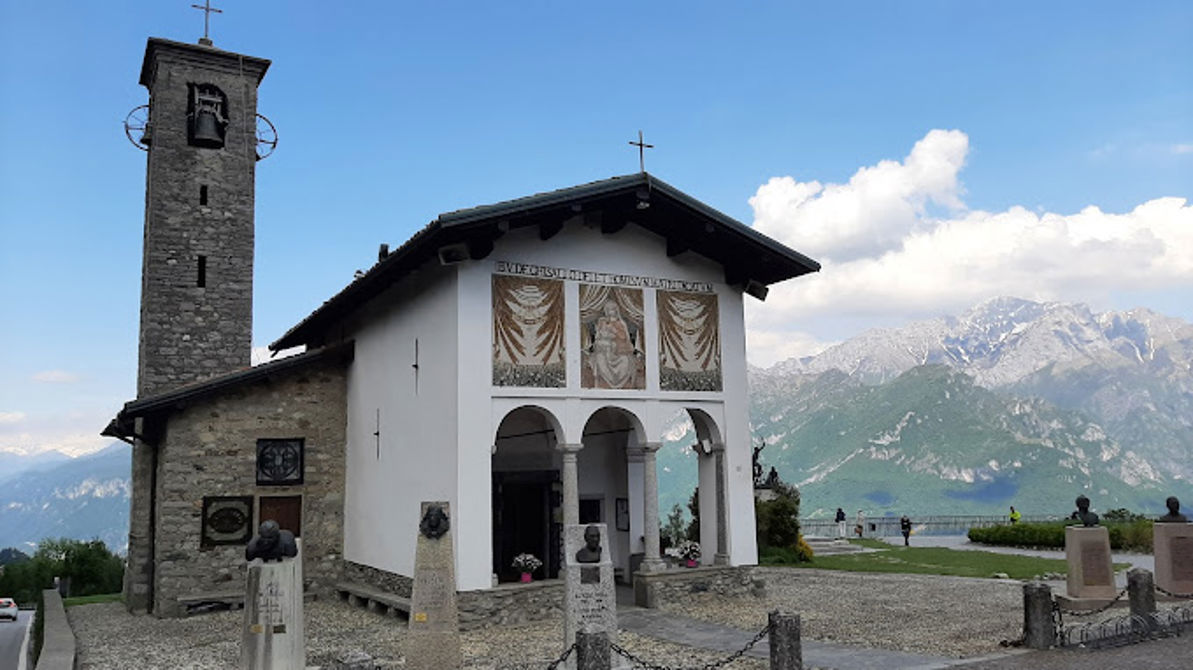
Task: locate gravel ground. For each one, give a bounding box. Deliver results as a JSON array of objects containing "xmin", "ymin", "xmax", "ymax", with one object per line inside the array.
[{"xmin": 656, "ymin": 568, "xmax": 1025, "ymax": 658}]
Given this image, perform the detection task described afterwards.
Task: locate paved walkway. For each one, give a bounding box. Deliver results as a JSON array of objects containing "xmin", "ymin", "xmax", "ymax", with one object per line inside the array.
[{"xmin": 619, "ymin": 607, "xmax": 964, "ymax": 670}]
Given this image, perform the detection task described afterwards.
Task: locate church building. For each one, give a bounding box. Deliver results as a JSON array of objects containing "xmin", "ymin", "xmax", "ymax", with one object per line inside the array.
[{"xmin": 105, "ymin": 36, "xmax": 819, "ymax": 618}]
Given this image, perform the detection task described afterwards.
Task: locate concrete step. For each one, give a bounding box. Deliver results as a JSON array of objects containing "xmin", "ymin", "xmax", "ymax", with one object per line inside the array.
[{"xmin": 335, "ymin": 581, "xmax": 410, "ymax": 619}]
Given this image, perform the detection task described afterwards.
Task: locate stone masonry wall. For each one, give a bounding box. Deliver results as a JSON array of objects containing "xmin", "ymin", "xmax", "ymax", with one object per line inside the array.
[
  {"xmin": 152, "ymin": 357, "xmax": 346, "ymax": 617},
  {"xmin": 137, "ymin": 41, "xmax": 267, "ymax": 397},
  {"xmin": 634, "ymin": 566, "xmax": 765, "ymax": 610}
]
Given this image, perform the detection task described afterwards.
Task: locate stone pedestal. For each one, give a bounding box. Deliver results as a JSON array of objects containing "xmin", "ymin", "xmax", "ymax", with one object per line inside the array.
[
  {"xmin": 1064, "ymin": 526, "xmax": 1115, "ymax": 600},
  {"xmin": 1154, "ymin": 522, "xmax": 1193, "ymax": 597},
  {"xmin": 564, "ymin": 524, "xmax": 617, "ymax": 651},
  {"xmin": 240, "ymin": 549, "xmax": 305, "ymax": 670},
  {"xmin": 406, "ymin": 501, "xmax": 462, "ymax": 670}
]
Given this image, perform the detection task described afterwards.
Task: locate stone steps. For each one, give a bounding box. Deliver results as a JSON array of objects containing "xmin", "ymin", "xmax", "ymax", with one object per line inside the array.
[
  {"xmin": 335, "ymin": 581, "xmax": 411, "ymax": 619},
  {"xmin": 802, "ymin": 537, "xmax": 866, "ymax": 556}
]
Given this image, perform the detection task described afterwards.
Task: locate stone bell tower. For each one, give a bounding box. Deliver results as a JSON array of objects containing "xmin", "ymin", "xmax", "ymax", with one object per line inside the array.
[{"xmin": 136, "ymin": 38, "xmax": 270, "ymax": 397}]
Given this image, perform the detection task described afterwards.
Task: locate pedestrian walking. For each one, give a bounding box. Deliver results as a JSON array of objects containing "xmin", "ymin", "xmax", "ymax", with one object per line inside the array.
[
  {"xmin": 855, "ymin": 509, "xmax": 865, "ymax": 538},
  {"xmin": 835, "ymin": 507, "xmax": 847, "ymax": 539},
  {"xmin": 900, "ymin": 514, "xmax": 912, "ymax": 546}
]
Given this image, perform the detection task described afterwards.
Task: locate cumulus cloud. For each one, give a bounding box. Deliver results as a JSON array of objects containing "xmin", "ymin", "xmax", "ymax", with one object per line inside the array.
[
  {"xmin": 31, "ymin": 370, "xmax": 80, "ymax": 383},
  {"xmin": 0, "ymin": 411, "xmax": 26, "ymax": 425},
  {"xmin": 745, "ymin": 129, "xmax": 1193, "ymax": 367}
]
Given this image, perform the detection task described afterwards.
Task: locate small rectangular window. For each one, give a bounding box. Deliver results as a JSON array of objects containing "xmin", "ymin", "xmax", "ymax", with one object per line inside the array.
[
  {"xmin": 197, "ymin": 255, "xmax": 207, "ymax": 288},
  {"xmin": 199, "ymin": 185, "xmax": 208, "ymax": 205}
]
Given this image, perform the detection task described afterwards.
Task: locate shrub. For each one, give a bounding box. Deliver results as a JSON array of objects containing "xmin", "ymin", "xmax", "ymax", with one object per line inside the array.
[
  {"xmin": 755, "ymin": 482, "xmax": 801, "ymax": 549},
  {"xmin": 795, "ymin": 535, "xmax": 815, "ymax": 562},
  {"xmin": 969, "ymin": 520, "xmax": 1154, "ymax": 552}
]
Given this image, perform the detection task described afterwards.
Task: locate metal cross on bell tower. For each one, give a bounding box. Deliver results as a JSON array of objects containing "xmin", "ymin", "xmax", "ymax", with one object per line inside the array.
[
  {"xmin": 628, "ymin": 130, "xmax": 654, "ymax": 173},
  {"xmin": 192, "ymin": 0, "xmax": 223, "ymax": 46}
]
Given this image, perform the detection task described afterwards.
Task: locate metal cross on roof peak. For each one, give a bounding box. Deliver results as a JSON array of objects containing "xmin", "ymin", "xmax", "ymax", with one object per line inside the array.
[
  {"xmin": 192, "ymin": 0, "xmax": 223, "ymax": 46},
  {"xmin": 628, "ymin": 130, "xmax": 654, "ymax": 173}
]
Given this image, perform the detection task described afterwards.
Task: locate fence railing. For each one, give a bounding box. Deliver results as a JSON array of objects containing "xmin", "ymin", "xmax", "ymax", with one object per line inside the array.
[{"xmin": 800, "ymin": 514, "xmax": 1065, "ymax": 537}]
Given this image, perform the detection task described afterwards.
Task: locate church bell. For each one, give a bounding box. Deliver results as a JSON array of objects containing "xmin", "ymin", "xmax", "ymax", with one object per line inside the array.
[{"xmin": 191, "ymin": 109, "xmax": 224, "ymax": 148}]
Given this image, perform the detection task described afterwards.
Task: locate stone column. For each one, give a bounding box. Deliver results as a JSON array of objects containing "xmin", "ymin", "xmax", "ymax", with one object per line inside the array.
[
  {"xmin": 1022, "ymin": 582, "xmax": 1055, "ymax": 650},
  {"xmin": 558, "ymin": 443, "xmax": 583, "ymax": 527},
  {"xmin": 641, "ymin": 442, "xmax": 665, "ymax": 572},
  {"xmin": 768, "ymin": 610, "xmax": 802, "ymax": 670},
  {"xmin": 575, "ymin": 629, "xmax": 612, "ymax": 670},
  {"xmin": 711, "ymin": 442, "xmax": 729, "ymax": 566},
  {"xmin": 123, "ymin": 437, "xmax": 155, "ymax": 613},
  {"xmin": 1127, "ymin": 567, "xmax": 1157, "ymax": 635}
]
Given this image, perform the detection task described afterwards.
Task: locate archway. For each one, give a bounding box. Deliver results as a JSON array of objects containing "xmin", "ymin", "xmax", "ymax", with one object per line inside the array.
[
  {"xmin": 492, "ymin": 406, "xmax": 563, "ymax": 582},
  {"xmin": 656, "ymin": 407, "xmax": 726, "ymax": 565},
  {"xmin": 578, "ymin": 406, "xmax": 644, "ymax": 580}
]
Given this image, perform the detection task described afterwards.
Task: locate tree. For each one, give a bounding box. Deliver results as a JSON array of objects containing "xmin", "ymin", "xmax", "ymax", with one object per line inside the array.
[
  {"xmin": 0, "ymin": 538, "xmax": 123, "ymax": 605},
  {"xmin": 685, "ymin": 487, "xmax": 701, "ymax": 542},
  {"xmin": 662, "ymin": 503, "xmax": 687, "ymax": 549},
  {"xmin": 755, "ymin": 482, "xmax": 801, "ymax": 549}
]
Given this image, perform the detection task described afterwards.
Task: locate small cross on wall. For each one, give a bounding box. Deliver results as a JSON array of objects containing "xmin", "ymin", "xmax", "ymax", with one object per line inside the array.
[{"xmin": 192, "ymin": 0, "xmax": 223, "ymax": 46}]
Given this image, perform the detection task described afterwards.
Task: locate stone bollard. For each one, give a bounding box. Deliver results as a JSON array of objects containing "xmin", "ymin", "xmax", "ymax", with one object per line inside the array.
[
  {"xmin": 768, "ymin": 610, "xmax": 802, "ymax": 670},
  {"xmin": 1127, "ymin": 567, "xmax": 1157, "ymax": 634},
  {"xmin": 575, "ymin": 629, "xmax": 612, "ymax": 670},
  {"xmin": 1022, "ymin": 582, "xmax": 1055, "ymax": 649}
]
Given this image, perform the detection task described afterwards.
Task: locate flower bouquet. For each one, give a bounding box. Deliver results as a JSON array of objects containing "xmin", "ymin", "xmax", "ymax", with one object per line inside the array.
[
  {"xmin": 512, "ymin": 553, "xmax": 543, "ymax": 582},
  {"xmin": 677, "ymin": 540, "xmax": 701, "ymax": 567}
]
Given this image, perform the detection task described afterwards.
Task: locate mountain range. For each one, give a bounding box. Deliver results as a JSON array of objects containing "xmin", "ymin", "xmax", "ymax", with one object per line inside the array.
[{"xmin": 660, "ymin": 297, "xmax": 1193, "ymax": 520}]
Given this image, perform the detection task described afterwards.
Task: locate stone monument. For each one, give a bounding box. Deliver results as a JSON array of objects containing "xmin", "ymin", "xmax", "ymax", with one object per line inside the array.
[
  {"xmin": 564, "ymin": 524, "xmax": 617, "ymax": 653},
  {"xmin": 1154, "ymin": 496, "xmax": 1193, "ymax": 596},
  {"xmin": 406, "ymin": 501, "xmax": 462, "ymax": 670},
  {"xmin": 1064, "ymin": 496, "xmax": 1115, "ymax": 601},
  {"xmin": 241, "ymin": 522, "xmax": 305, "ymax": 670}
]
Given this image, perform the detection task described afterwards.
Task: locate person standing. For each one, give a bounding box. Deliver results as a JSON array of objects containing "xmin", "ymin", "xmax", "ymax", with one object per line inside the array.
[
  {"xmin": 1009, "ymin": 506, "xmax": 1021, "ymax": 524},
  {"xmin": 900, "ymin": 514, "xmax": 912, "ymax": 546},
  {"xmin": 855, "ymin": 509, "xmax": 865, "ymax": 538},
  {"xmin": 835, "ymin": 507, "xmax": 847, "ymax": 539}
]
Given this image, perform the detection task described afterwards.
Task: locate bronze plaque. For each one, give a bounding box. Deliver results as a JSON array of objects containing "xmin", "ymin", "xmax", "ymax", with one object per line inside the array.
[
  {"xmin": 581, "ymin": 567, "xmax": 600, "ymax": 584},
  {"xmin": 1171, "ymin": 536, "xmax": 1193, "ymax": 582},
  {"xmin": 1081, "ymin": 542, "xmax": 1112, "ymax": 586}
]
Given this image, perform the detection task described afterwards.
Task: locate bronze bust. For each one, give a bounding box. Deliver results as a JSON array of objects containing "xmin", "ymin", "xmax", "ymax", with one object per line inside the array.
[
  {"xmin": 1071, "ymin": 495, "xmax": 1100, "ymax": 527},
  {"xmin": 574, "ymin": 524, "xmax": 602, "ymax": 563},
  {"xmin": 1159, "ymin": 496, "xmax": 1188, "ymax": 523},
  {"xmin": 245, "ymin": 520, "xmax": 297, "ymax": 562},
  {"xmin": 420, "ymin": 504, "xmax": 451, "ymax": 539}
]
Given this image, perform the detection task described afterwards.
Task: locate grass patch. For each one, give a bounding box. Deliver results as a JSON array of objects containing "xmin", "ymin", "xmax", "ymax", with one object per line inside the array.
[
  {"xmin": 62, "ymin": 593, "xmax": 122, "ymax": 607},
  {"xmin": 772, "ymin": 544, "xmax": 1129, "ymax": 580}
]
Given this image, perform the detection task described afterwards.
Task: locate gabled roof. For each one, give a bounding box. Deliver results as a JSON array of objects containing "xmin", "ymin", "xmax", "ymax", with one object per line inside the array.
[
  {"xmin": 270, "ymin": 172, "xmax": 819, "ymax": 352},
  {"xmin": 102, "ymin": 343, "xmax": 353, "ymax": 443}
]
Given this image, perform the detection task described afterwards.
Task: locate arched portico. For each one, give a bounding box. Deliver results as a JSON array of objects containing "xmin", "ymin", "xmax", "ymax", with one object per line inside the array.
[
  {"xmin": 686, "ymin": 408, "xmax": 729, "ymax": 565},
  {"xmin": 575, "ymin": 406, "xmax": 644, "ymax": 579},
  {"xmin": 491, "ymin": 405, "xmax": 564, "ymax": 582}
]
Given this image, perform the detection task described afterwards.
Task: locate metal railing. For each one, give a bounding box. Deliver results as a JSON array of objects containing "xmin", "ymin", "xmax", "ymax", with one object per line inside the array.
[{"xmin": 800, "ymin": 514, "xmax": 1064, "ymax": 538}]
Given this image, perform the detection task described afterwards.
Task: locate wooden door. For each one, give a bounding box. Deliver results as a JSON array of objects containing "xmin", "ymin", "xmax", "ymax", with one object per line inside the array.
[{"xmin": 259, "ymin": 495, "xmax": 302, "ymax": 537}]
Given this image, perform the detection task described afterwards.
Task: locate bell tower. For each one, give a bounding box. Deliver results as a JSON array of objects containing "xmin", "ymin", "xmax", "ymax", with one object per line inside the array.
[{"xmin": 136, "ymin": 38, "xmax": 271, "ymax": 397}]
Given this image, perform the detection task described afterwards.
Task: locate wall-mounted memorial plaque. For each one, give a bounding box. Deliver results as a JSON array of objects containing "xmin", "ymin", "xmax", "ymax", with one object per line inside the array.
[
  {"xmin": 202, "ymin": 496, "xmax": 253, "ymax": 548},
  {"xmin": 256, "ymin": 438, "xmax": 304, "ymax": 486}
]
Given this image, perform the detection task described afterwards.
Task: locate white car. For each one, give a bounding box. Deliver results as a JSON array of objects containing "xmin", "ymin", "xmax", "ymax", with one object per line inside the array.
[{"xmin": 0, "ymin": 598, "xmax": 17, "ymax": 621}]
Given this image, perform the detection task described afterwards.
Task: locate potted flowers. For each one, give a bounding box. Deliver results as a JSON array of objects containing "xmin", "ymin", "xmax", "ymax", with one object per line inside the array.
[
  {"xmin": 512, "ymin": 553, "xmax": 542, "ymax": 582},
  {"xmin": 677, "ymin": 540, "xmax": 701, "ymax": 567}
]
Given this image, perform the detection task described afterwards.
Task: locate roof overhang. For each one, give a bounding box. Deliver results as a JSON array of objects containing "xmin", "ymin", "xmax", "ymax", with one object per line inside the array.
[{"xmin": 270, "ymin": 172, "xmax": 819, "ymax": 352}]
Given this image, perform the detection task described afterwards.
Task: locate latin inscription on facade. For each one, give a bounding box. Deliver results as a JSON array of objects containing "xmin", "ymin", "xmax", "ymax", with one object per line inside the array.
[{"xmin": 495, "ymin": 261, "xmax": 713, "ymax": 293}]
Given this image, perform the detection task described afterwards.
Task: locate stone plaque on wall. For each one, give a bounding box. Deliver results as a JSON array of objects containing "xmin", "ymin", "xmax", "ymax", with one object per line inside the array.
[
  {"xmin": 1155, "ymin": 523, "xmax": 1193, "ymax": 595},
  {"xmin": 256, "ymin": 438, "xmax": 304, "ymax": 485},
  {"xmin": 658, "ymin": 290, "xmax": 721, "ymax": 391},
  {"xmin": 492, "ymin": 275, "xmax": 565, "ymax": 387},
  {"xmin": 202, "ymin": 496, "xmax": 253, "ymax": 548},
  {"xmin": 579, "ymin": 284, "xmax": 645, "ymax": 390}
]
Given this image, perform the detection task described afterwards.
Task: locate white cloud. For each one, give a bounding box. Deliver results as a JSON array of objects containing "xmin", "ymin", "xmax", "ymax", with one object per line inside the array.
[
  {"xmin": 745, "ymin": 331, "xmax": 836, "ymax": 369},
  {"xmin": 0, "ymin": 411, "xmax": 26, "ymax": 425},
  {"xmin": 0, "ymin": 430, "xmax": 109, "ymax": 458},
  {"xmin": 1172, "ymin": 144, "xmax": 1193, "ymax": 155},
  {"xmin": 745, "ymin": 129, "xmax": 1193, "ymax": 367},
  {"xmin": 31, "ymin": 370, "xmax": 81, "ymax": 383}
]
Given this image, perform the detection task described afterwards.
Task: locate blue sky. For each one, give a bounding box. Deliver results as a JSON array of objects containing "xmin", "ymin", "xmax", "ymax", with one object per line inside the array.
[{"xmin": 1, "ymin": 1, "xmax": 1190, "ymax": 459}]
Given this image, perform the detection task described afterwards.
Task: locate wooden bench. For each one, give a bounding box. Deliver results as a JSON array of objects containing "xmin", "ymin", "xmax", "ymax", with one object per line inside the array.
[{"xmin": 335, "ymin": 581, "xmax": 411, "ymax": 619}]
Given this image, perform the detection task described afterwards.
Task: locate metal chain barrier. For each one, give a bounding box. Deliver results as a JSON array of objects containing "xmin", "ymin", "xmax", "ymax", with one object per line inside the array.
[
  {"xmin": 609, "ymin": 623, "xmax": 772, "ymax": 670},
  {"xmin": 1056, "ymin": 587, "xmax": 1128, "ymax": 617},
  {"xmin": 542, "ymin": 643, "xmax": 577, "ymax": 670},
  {"xmin": 1155, "ymin": 584, "xmax": 1193, "ymax": 599}
]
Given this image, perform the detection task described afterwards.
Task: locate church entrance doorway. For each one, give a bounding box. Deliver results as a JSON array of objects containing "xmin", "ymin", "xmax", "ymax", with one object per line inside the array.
[{"xmin": 492, "ymin": 406, "xmax": 564, "ymax": 583}]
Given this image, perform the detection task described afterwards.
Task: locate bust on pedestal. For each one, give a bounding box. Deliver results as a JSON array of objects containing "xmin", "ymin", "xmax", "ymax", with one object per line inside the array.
[
  {"xmin": 240, "ymin": 520, "xmax": 304, "ymax": 670},
  {"xmin": 1154, "ymin": 496, "xmax": 1193, "ymax": 597},
  {"xmin": 564, "ymin": 523, "xmax": 617, "ymax": 661},
  {"xmin": 1064, "ymin": 496, "xmax": 1116, "ymax": 602}
]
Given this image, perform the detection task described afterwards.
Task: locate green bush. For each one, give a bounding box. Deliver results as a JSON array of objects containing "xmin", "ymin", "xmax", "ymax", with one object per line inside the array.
[
  {"xmin": 0, "ymin": 538, "xmax": 124, "ymax": 604},
  {"xmin": 756, "ymin": 482, "xmax": 802, "ymax": 550},
  {"xmin": 968, "ymin": 520, "xmax": 1154, "ymax": 552}
]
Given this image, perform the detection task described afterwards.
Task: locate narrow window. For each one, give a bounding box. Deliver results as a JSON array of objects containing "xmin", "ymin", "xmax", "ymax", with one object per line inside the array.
[
  {"xmin": 199, "ymin": 185, "xmax": 208, "ymax": 205},
  {"xmin": 197, "ymin": 255, "xmax": 207, "ymax": 287}
]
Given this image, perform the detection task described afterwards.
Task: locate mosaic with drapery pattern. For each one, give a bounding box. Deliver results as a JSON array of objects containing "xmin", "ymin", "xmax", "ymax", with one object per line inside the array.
[
  {"xmin": 579, "ymin": 284, "xmax": 645, "ymax": 389},
  {"xmin": 492, "ymin": 275, "xmax": 566, "ymax": 387},
  {"xmin": 658, "ymin": 290, "xmax": 721, "ymax": 391}
]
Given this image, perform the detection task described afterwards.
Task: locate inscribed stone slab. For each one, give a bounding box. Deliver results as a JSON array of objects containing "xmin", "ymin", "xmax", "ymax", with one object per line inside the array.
[
  {"xmin": 1154, "ymin": 523, "xmax": 1193, "ymax": 596},
  {"xmin": 240, "ymin": 543, "xmax": 305, "ymax": 670},
  {"xmin": 1064, "ymin": 526, "xmax": 1115, "ymax": 599},
  {"xmin": 564, "ymin": 523, "xmax": 617, "ymax": 650},
  {"xmin": 406, "ymin": 501, "xmax": 462, "ymax": 670}
]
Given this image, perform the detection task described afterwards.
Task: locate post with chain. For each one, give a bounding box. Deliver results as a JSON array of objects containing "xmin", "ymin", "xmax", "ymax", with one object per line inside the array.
[
  {"xmin": 1127, "ymin": 567, "xmax": 1158, "ymax": 634},
  {"xmin": 768, "ymin": 610, "xmax": 802, "ymax": 669},
  {"xmin": 576, "ymin": 629, "xmax": 612, "ymax": 670},
  {"xmin": 1023, "ymin": 582, "xmax": 1056, "ymax": 649}
]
